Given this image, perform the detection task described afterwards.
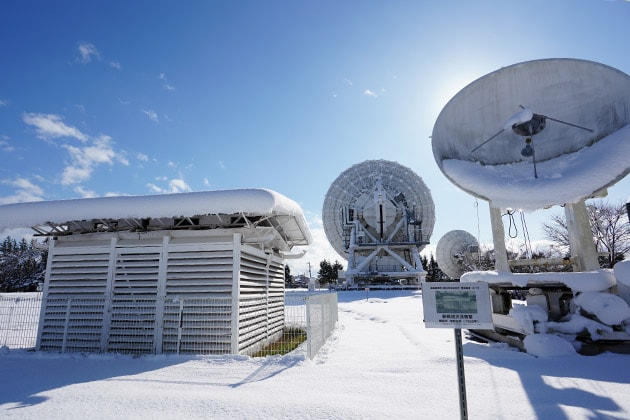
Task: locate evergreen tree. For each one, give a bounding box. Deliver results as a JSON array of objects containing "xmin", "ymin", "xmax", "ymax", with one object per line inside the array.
[
  {"xmin": 317, "ymin": 259, "xmax": 344, "ymax": 285},
  {"xmin": 0, "ymin": 236, "xmax": 47, "ymax": 292},
  {"xmin": 284, "ymin": 264, "xmax": 294, "ymax": 287}
]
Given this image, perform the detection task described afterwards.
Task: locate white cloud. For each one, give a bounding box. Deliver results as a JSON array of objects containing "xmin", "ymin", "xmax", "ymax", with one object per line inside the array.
[
  {"xmin": 159, "ymin": 73, "xmax": 175, "ymax": 91},
  {"xmin": 60, "ymin": 135, "xmax": 121, "ymax": 185},
  {"xmin": 22, "ymin": 113, "xmax": 127, "ymax": 186},
  {"xmin": 60, "ymin": 166, "xmax": 93, "ymax": 186},
  {"xmin": 169, "ymin": 178, "xmax": 191, "ymax": 193},
  {"xmin": 167, "ymin": 161, "xmax": 176, "ymax": 168},
  {"xmin": 137, "ymin": 153, "xmax": 149, "ymax": 162},
  {"xmin": 0, "ymin": 178, "xmax": 45, "ymax": 204},
  {"xmin": 142, "ymin": 110, "xmax": 159, "ymax": 123},
  {"xmin": 344, "ymin": 78, "xmax": 353, "ymax": 87},
  {"xmin": 203, "ymin": 178, "xmax": 210, "ymax": 187},
  {"xmin": 109, "ymin": 61, "xmax": 121, "ymax": 70},
  {"xmin": 22, "ymin": 113, "xmax": 88, "ymax": 142},
  {"xmin": 117, "ymin": 152, "xmax": 130, "ymax": 166},
  {"xmin": 0, "ymin": 137, "xmax": 15, "ymax": 152},
  {"xmin": 287, "ymin": 212, "xmax": 344, "ymax": 275},
  {"xmin": 74, "ymin": 186, "xmax": 97, "ymax": 198},
  {"xmin": 78, "ymin": 42, "xmax": 100, "ymax": 64},
  {"xmin": 363, "ymin": 89, "xmax": 378, "ymax": 98},
  {"xmin": 0, "ymin": 99, "xmax": 8, "ymax": 106},
  {"xmin": 146, "ymin": 176, "xmax": 191, "ymax": 194},
  {"xmin": 218, "ymin": 160, "xmax": 225, "ymax": 169},
  {"xmin": 147, "ymin": 183, "xmax": 162, "ymax": 193}
]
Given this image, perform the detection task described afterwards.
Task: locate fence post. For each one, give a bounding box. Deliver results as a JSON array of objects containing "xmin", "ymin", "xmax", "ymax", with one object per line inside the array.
[
  {"xmin": 305, "ymin": 296, "xmax": 312, "ymax": 359},
  {"xmin": 176, "ymin": 298, "xmax": 184, "ymax": 354},
  {"xmin": 61, "ymin": 298, "xmax": 72, "ymax": 353}
]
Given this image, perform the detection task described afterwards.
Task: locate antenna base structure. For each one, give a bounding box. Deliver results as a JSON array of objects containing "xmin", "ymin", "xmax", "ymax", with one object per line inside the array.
[{"xmin": 322, "ymin": 160, "xmax": 435, "ymax": 288}]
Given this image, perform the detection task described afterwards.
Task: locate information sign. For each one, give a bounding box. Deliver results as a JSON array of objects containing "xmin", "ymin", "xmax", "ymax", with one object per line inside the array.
[{"xmin": 421, "ymin": 282, "xmax": 493, "ymax": 329}]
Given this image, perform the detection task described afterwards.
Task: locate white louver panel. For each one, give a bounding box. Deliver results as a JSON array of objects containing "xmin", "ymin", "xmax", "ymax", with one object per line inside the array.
[
  {"xmin": 238, "ymin": 246, "xmax": 285, "ymax": 354},
  {"xmin": 38, "ymin": 297, "xmax": 106, "ymax": 353},
  {"xmin": 39, "ymin": 246, "xmax": 111, "ymax": 352},
  {"xmin": 161, "ymin": 297, "xmax": 232, "ymax": 354},
  {"xmin": 107, "ymin": 248, "xmax": 161, "ymax": 354},
  {"xmin": 112, "ymin": 248, "xmax": 160, "ymax": 296},
  {"xmin": 165, "ymin": 244, "xmax": 234, "ymax": 298},
  {"xmin": 46, "ymin": 247, "xmax": 111, "ymax": 296}
]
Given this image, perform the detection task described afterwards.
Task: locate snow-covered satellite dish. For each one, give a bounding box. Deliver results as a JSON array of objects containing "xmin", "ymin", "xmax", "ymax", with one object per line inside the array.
[
  {"xmin": 435, "ymin": 230, "xmax": 479, "ymax": 280},
  {"xmin": 322, "ymin": 160, "xmax": 434, "ymax": 286},
  {"xmin": 432, "ymin": 58, "xmax": 630, "ymax": 210}
]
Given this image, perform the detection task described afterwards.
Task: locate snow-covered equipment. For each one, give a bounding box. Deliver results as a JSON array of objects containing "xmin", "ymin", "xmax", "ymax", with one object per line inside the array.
[
  {"xmin": 431, "ymin": 59, "xmax": 630, "ymax": 354},
  {"xmin": 322, "ymin": 160, "xmax": 434, "ymax": 288}
]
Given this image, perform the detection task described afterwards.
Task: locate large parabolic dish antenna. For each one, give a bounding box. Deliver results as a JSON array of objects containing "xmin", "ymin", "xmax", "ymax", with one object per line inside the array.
[
  {"xmin": 322, "ymin": 160, "xmax": 434, "ymax": 286},
  {"xmin": 431, "ymin": 58, "xmax": 630, "ymax": 210}
]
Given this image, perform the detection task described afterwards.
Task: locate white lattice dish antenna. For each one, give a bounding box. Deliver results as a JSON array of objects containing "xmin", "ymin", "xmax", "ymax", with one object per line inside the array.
[
  {"xmin": 436, "ymin": 230, "xmax": 479, "ymax": 280},
  {"xmin": 322, "ymin": 160, "xmax": 435, "ymax": 260},
  {"xmin": 431, "ymin": 58, "xmax": 630, "ymax": 210}
]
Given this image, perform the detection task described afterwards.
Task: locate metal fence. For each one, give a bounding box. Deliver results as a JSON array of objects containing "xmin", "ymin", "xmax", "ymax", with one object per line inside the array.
[
  {"xmin": 0, "ymin": 292, "xmax": 337, "ymax": 359},
  {"xmin": 0, "ymin": 293, "xmax": 41, "ymax": 350},
  {"xmin": 286, "ymin": 292, "xmax": 339, "ymax": 359}
]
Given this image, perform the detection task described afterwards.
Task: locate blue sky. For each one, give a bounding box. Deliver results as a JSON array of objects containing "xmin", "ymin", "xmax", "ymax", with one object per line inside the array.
[{"xmin": 1, "ymin": 1, "xmax": 630, "ymax": 275}]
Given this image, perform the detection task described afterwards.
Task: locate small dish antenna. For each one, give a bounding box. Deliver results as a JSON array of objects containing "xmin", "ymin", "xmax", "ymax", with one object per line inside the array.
[{"xmin": 436, "ymin": 230, "xmax": 480, "ymax": 280}]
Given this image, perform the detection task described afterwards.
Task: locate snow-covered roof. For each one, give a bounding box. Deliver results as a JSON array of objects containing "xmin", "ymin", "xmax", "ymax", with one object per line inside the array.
[{"xmin": 0, "ymin": 188, "xmax": 312, "ymax": 249}]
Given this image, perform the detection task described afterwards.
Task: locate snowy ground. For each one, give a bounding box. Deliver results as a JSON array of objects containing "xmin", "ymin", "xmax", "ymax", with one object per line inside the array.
[{"xmin": 1, "ymin": 289, "xmax": 629, "ymax": 419}]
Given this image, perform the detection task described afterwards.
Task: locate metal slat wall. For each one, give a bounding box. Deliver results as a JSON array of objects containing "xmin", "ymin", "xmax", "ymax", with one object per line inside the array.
[
  {"xmin": 237, "ymin": 246, "xmax": 285, "ymax": 354},
  {"xmin": 162, "ymin": 243, "xmax": 235, "ymax": 354},
  {"xmin": 38, "ymin": 244, "xmax": 111, "ymax": 352},
  {"xmin": 107, "ymin": 247, "xmax": 161, "ymax": 354},
  {"xmin": 37, "ymin": 232, "xmax": 287, "ymax": 356}
]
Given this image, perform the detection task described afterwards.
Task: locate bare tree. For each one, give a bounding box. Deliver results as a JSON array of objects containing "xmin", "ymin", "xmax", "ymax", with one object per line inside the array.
[{"xmin": 542, "ymin": 200, "xmax": 630, "ymax": 268}]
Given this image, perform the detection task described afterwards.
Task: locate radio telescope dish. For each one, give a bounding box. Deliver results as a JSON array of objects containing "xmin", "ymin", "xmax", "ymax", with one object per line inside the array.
[
  {"xmin": 322, "ymin": 160, "xmax": 434, "ymax": 287},
  {"xmin": 436, "ymin": 230, "xmax": 479, "ymax": 280},
  {"xmin": 432, "ymin": 58, "xmax": 630, "ymax": 210}
]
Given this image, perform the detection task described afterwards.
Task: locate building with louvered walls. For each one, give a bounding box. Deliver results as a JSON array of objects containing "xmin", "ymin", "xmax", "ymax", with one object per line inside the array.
[{"xmin": 0, "ymin": 189, "xmax": 312, "ymax": 355}]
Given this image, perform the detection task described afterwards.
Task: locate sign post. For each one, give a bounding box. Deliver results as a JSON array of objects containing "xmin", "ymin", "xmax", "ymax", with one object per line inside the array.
[{"xmin": 421, "ymin": 282, "xmax": 493, "ymax": 420}]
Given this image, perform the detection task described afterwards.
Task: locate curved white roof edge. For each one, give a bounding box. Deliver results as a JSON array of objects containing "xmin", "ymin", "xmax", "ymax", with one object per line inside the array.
[{"xmin": 0, "ymin": 188, "xmax": 312, "ymax": 245}]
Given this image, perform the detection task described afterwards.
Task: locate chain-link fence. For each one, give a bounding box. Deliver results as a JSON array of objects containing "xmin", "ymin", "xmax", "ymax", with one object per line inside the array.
[{"xmin": 0, "ymin": 292, "xmax": 337, "ymax": 359}]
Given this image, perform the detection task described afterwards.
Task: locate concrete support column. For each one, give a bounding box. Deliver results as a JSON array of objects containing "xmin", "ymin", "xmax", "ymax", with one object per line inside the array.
[
  {"xmin": 489, "ymin": 205, "xmax": 510, "ymax": 272},
  {"xmin": 565, "ymin": 200, "xmax": 599, "ymax": 271}
]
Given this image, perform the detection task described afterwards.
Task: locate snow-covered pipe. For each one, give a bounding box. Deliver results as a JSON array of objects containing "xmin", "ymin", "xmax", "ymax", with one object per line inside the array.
[{"xmin": 280, "ymin": 250, "xmax": 307, "ymax": 259}]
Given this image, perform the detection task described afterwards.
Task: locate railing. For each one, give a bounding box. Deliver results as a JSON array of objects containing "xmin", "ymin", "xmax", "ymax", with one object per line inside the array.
[
  {"xmin": 0, "ymin": 292, "xmax": 338, "ymax": 359},
  {"xmin": 0, "ymin": 293, "xmax": 41, "ymax": 350},
  {"xmin": 286, "ymin": 292, "xmax": 339, "ymax": 359}
]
